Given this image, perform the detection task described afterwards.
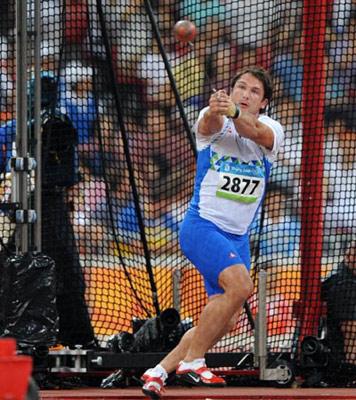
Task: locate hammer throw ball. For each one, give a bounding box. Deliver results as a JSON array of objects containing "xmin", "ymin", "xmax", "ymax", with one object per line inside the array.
[{"xmin": 173, "ymin": 20, "xmax": 197, "ymax": 43}]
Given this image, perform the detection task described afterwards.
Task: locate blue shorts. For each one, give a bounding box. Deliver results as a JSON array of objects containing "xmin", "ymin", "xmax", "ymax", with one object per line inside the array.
[{"xmin": 179, "ymin": 210, "xmax": 251, "ymax": 297}]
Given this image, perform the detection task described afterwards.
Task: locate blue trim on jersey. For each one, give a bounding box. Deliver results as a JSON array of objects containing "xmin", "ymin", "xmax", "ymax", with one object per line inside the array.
[
  {"xmin": 249, "ymin": 156, "xmax": 272, "ymax": 231},
  {"xmin": 189, "ymin": 145, "xmax": 211, "ymax": 212},
  {"xmin": 263, "ymin": 156, "xmax": 272, "ymax": 181}
]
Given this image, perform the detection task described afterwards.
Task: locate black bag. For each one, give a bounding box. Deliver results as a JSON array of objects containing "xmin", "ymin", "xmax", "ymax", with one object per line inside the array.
[{"xmin": 1, "ymin": 252, "xmax": 58, "ymax": 347}]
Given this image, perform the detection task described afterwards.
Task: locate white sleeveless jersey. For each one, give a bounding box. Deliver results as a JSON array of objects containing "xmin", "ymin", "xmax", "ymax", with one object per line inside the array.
[{"xmin": 189, "ymin": 107, "xmax": 284, "ymax": 235}]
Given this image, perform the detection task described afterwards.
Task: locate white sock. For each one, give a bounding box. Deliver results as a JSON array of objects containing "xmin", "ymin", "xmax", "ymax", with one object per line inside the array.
[
  {"xmin": 150, "ymin": 364, "xmax": 168, "ymax": 381},
  {"xmin": 178, "ymin": 358, "xmax": 206, "ymax": 371}
]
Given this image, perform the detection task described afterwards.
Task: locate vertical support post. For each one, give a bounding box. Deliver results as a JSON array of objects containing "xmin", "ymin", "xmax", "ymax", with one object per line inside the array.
[
  {"xmin": 172, "ymin": 268, "xmax": 181, "ymax": 312},
  {"xmin": 256, "ymin": 271, "xmax": 290, "ymax": 383},
  {"xmin": 256, "ymin": 270, "xmax": 267, "ymax": 376},
  {"xmin": 14, "ymin": 0, "xmax": 29, "ymax": 253},
  {"xmin": 299, "ymin": 0, "xmax": 329, "ymax": 340},
  {"xmin": 33, "ymin": 0, "xmax": 42, "ymax": 251}
]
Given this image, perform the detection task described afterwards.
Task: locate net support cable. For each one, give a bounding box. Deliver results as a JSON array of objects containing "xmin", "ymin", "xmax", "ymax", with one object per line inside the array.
[
  {"xmin": 96, "ymin": 0, "xmax": 160, "ymax": 317},
  {"xmin": 84, "ymin": 2, "xmax": 153, "ymax": 318},
  {"xmin": 143, "ymin": 0, "xmax": 197, "ymax": 158}
]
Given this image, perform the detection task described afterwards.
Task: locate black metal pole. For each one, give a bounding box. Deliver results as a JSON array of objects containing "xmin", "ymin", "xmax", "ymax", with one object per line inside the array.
[
  {"xmin": 14, "ymin": 0, "xmax": 29, "ymax": 254},
  {"xmin": 33, "ymin": 0, "xmax": 42, "ymax": 252}
]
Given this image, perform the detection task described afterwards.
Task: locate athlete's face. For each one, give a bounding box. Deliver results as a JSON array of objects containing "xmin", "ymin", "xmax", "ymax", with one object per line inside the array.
[{"xmin": 230, "ymin": 73, "xmax": 268, "ymax": 116}]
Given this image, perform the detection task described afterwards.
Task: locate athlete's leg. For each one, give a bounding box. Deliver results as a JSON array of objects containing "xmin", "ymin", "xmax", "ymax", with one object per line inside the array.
[
  {"xmin": 141, "ymin": 266, "xmax": 250, "ymax": 396},
  {"xmin": 183, "ymin": 263, "xmax": 253, "ymax": 362},
  {"xmin": 142, "ymin": 213, "xmax": 252, "ymax": 394},
  {"xmin": 159, "ymin": 301, "xmax": 241, "ymax": 374}
]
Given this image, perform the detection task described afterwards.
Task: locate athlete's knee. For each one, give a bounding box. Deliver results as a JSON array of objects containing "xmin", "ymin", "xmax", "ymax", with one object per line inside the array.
[{"xmin": 219, "ymin": 265, "xmax": 254, "ymax": 303}]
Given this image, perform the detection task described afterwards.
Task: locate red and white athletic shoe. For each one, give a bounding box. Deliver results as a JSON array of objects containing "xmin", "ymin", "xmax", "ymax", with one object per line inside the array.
[
  {"xmin": 141, "ymin": 369, "xmax": 166, "ymax": 400},
  {"xmin": 141, "ymin": 368, "xmax": 154, "ymax": 383},
  {"xmin": 176, "ymin": 363, "xmax": 226, "ymax": 387}
]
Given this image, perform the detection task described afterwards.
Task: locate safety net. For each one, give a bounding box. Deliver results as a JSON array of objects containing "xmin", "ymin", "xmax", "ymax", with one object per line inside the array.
[{"xmin": 0, "ymin": 0, "xmax": 355, "ymax": 386}]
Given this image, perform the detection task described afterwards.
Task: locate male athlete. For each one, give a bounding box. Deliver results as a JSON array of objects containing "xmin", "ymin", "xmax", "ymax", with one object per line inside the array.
[{"xmin": 142, "ymin": 66, "xmax": 284, "ymax": 399}]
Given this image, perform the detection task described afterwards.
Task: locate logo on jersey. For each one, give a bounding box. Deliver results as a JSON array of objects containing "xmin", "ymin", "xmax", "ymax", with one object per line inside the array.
[{"xmin": 210, "ymin": 150, "xmax": 263, "ymax": 172}]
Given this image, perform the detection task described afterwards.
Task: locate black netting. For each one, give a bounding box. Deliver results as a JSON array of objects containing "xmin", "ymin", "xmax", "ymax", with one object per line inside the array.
[{"xmin": 0, "ymin": 0, "xmax": 355, "ymax": 385}]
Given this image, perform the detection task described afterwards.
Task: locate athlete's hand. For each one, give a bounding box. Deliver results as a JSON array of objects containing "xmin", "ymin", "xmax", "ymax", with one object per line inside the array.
[
  {"xmin": 208, "ymin": 90, "xmax": 230, "ymax": 114},
  {"xmin": 209, "ymin": 90, "xmax": 238, "ymax": 118}
]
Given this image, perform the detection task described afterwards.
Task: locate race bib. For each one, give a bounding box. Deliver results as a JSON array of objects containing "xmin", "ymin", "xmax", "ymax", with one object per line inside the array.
[{"xmin": 216, "ymin": 162, "xmax": 264, "ymax": 203}]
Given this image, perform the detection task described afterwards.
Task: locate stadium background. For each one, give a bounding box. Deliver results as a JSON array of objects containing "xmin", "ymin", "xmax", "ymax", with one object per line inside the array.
[{"xmin": 0, "ymin": 0, "xmax": 355, "ymax": 382}]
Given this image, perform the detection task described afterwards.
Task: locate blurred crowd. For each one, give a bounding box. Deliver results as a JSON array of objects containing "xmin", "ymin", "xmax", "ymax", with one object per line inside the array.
[{"xmin": 0, "ymin": 0, "xmax": 355, "ymax": 265}]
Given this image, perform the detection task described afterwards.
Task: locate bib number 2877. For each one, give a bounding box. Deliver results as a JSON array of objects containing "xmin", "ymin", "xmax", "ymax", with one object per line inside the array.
[{"xmin": 216, "ymin": 172, "xmax": 263, "ymax": 203}]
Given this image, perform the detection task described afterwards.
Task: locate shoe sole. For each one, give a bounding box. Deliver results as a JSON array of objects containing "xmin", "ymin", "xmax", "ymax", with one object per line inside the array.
[
  {"xmin": 142, "ymin": 387, "xmax": 161, "ymax": 400},
  {"xmin": 176, "ymin": 373, "xmax": 226, "ymax": 387}
]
